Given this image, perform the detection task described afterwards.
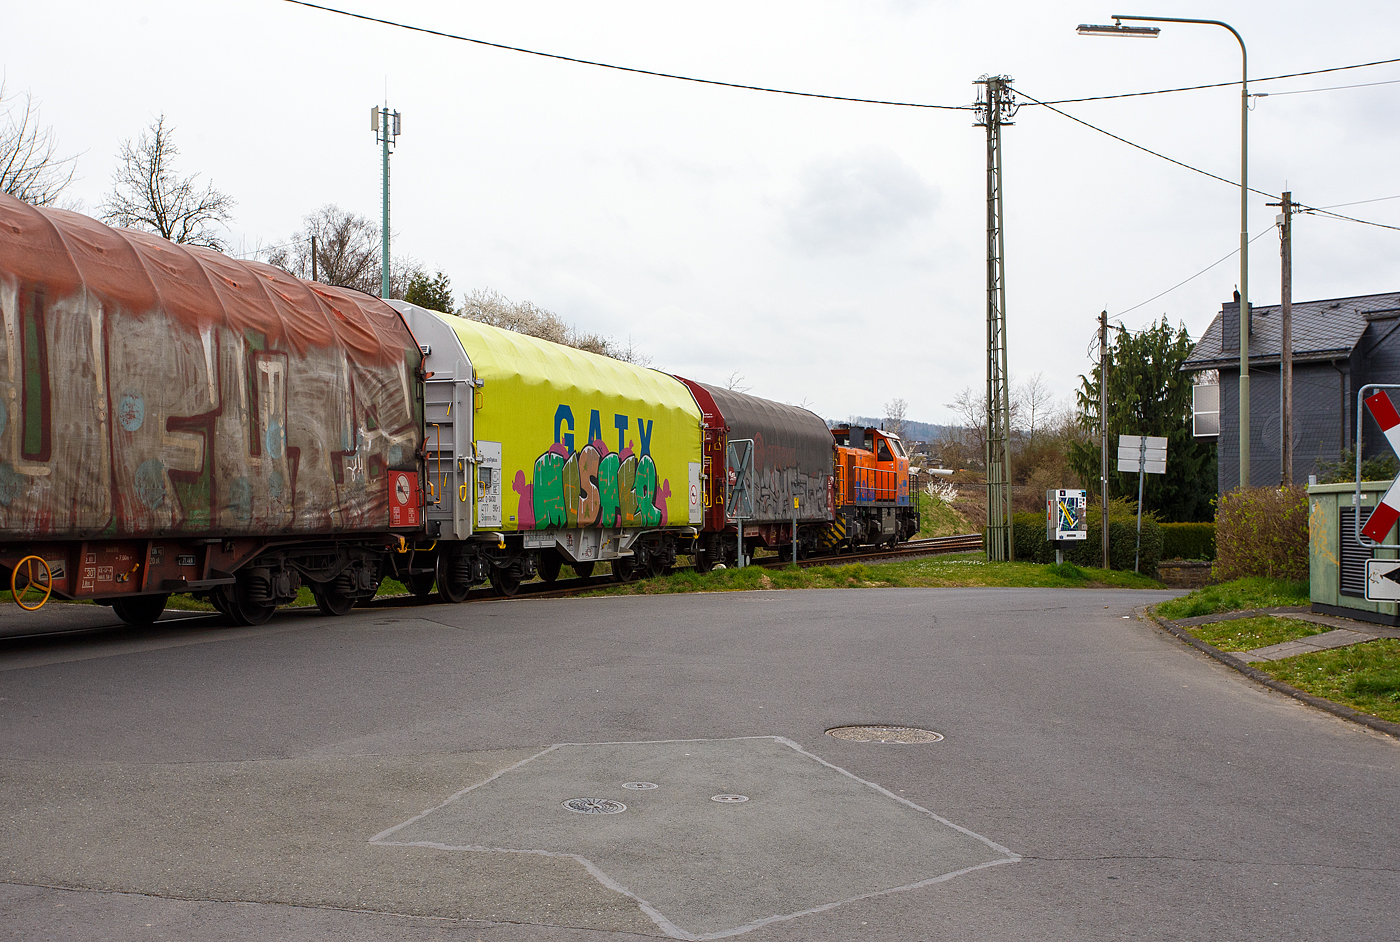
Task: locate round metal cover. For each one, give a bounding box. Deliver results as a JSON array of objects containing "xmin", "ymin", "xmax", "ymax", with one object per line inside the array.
[
  {"xmin": 562, "ymin": 798, "xmax": 627, "ymax": 814},
  {"xmin": 711, "ymin": 794, "xmax": 749, "ymax": 803},
  {"xmin": 622, "ymin": 782, "xmax": 658, "ymax": 790},
  {"xmin": 826, "ymin": 725, "xmax": 944, "ymax": 744}
]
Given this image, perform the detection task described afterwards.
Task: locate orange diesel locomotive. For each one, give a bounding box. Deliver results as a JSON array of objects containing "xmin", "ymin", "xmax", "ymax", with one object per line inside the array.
[{"xmin": 825, "ymin": 425, "xmax": 919, "ymax": 551}]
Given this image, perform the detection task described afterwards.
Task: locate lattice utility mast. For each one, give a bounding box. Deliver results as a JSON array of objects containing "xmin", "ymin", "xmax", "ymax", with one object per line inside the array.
[{"xmin": 974, "ymin": 75, "xmax": 1016, "ymax": 561}]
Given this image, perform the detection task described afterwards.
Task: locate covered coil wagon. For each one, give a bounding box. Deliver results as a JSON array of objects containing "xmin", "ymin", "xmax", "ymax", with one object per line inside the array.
[
  {"xmin": 394, "ymin": 301, "xmax": 705, "ymax": 593},
  {"xmin": 0, "ymin": 194, "xmax": 424, "ymax": 623},
  {"xmin": 674, "ymin": 377, "xmax": 835, "ymax": 566}
]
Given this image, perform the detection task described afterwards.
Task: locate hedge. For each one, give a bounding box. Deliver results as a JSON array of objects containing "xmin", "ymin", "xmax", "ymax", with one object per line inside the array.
[
  {"xmin": 1213, "ymin": 486, "xmax": 1308, "ymax": 582},
  {"xmin": 1009, "ymin": 510, "xmax": 1162, "ymax": 575},
  {"xmin": 1160, "ymin": 522, "xmax": 1216, "ymax": 560}
]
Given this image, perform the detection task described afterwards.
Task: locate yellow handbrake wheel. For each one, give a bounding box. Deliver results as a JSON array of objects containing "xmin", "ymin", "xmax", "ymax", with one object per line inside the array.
[{"xmin": 11, "ymin": 555, "xmax": 53, "ymax": 611}]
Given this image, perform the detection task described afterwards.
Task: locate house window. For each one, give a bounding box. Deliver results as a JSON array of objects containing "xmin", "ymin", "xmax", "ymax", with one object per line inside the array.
[{"xmin": 1193, "ymin": 384, "xmax": 1220, "ymax": 438}]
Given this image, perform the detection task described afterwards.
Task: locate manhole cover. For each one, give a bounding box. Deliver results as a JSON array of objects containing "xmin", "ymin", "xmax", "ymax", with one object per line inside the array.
[
  {"xmin": 622, "ymin": 781, "xmax": 659, "ymax": 790},
  {"xmin": 562, "ymin": 798, "xmax": 627, "ymax": 814},
  {"xmin": 826, "ymin": 725, "xmax": 944, "ymax": 744},
  {"xmin": 711, "ymin": 794, "xmax": 749, "ymax": 803}
]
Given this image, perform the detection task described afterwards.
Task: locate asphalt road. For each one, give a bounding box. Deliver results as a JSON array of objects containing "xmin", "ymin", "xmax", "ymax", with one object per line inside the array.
[{"xmin": 1, "ymin": 587, "xmax": 1397, "ymax": 941}]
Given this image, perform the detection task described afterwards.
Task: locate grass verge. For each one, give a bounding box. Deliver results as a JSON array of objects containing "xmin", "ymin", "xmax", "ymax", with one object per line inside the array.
[
  {"xmin": 1185, "ymin": 615, "xmax": 1325, "ymax": 652},
  {"xmin": 1154, "ymin": 576, "xmax": 1309, "ymax": 620},
  {"xmin": 584, "ymin": 553, "xmax": 1162, "ymax": 596},
  {"xmin": 1255, "ymin": 639, "xmax": 1400, "ymax": 725},
  {"xmin": 916, "ymin": 498, "xmax": 970, "ymax": 538}
]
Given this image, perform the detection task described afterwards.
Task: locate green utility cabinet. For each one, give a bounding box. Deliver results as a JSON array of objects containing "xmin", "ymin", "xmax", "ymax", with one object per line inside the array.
[{"xmin": 1308, "ymin": 482, "xmax": 1400, "ymax": 625}]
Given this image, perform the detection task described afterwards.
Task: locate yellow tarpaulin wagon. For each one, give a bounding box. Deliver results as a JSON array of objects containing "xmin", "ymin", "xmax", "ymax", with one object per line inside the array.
[{"xmin": 393, "ymin": 301, "xmax": 703, "ymax": 597}]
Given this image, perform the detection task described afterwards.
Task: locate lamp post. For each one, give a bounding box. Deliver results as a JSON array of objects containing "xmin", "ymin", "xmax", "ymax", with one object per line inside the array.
[{"xmin": 1078, "ymin": 15, "xmax": 1250, "ymax": 488}]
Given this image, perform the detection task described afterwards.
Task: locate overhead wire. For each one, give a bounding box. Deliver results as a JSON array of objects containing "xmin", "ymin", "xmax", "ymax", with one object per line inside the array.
[
  {"xmin": 278, "ymin": 4, "xmax": 1400, "ymax": 240},
  {"xmin": 1016, "ymin": 87, "xmax": 1400, "ymax": 232},
  {"xmin": 1254, "ymin": 77, "xmax": 1400, "ymax": 97},
  {"xmin": 279, "ymin": 0, "xmax": 1400, "ymax": 114},
  {"xmin": 278, "ymin": 0, "xmax": 972, "ymax": 110},
  {"xmin": 1013, "ymin": 88, "xmax": 1275, "ymax": 198},
  {"xmin": 1033, "ymin": 56, "xmax": 1400, "ymax": 105},
  {"xmin": 1318, "ymin": 194, "xmax": 1400, "ymax": 210},
  {"xmin": 1115, "ymin": 228, "xmax": 1277, "ymax": 319}
]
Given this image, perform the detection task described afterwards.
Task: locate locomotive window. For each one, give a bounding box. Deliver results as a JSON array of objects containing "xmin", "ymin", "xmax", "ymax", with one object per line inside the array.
[
  {"xmin": 876, "ymin": 439, "xmax": 893, "ymax": 462},
  {"xmin": 888, "ymin": 438, "xmax": 906, "ymax": 458}
]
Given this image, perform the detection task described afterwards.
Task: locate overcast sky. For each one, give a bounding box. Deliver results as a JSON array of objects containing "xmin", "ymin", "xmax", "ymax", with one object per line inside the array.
[{"xmin": 6, "ymin": 0, "xmax": 1400, "ymax": 428}]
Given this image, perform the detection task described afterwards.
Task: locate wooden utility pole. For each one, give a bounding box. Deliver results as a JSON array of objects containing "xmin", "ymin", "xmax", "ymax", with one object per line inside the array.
[
  {"xmin": 1100, "ymin": 310, "xmax": 1110, "ymax": 570},
  {"xmin": 1278, "ymin": 192, "xmax": 1293, "ymax": 484},
  {"xmin": 311, "ymin": 235, "xmax": 318, "ymax": 282}
]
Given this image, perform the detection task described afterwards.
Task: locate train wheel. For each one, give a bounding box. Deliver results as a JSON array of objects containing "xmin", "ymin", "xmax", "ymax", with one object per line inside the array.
[
  {"xmin": 436, "ymin": 552, "xmax": 472, "ymax": 604},
  {"xmin": 693, "ymin": 552, "xmax": 714, "ymax": 574},
  {"xmin": 647, "ymin": 552, "xmax": 667, "ymax": 578},
  {"xmin": 572, "ymin": 561, "xmax": 596, "ymax": 579},
  {"xmin": 490, "ymin": 568, "xmax": 522, "ymax": 597},
  {"xmin": 214, "ymin": 583, "xmax": 274, "ymax": 627},
  {"xmin": 408, "ymin": 571, "xmax": 437, "ymax": 597},
  {"xmin": 612, "ymin": 557, "xmax": 639, "ymax": 583},
  {"xmin": 112, "ymin": 594, "xmax": 169, "ymax": 626},
  {"xmin": 537, "ymin": 551, "xmax": 563, "ymax": 583},
  {"xmin": 313, "ymin": 585, "xmax": 356, "ymax": 616}
]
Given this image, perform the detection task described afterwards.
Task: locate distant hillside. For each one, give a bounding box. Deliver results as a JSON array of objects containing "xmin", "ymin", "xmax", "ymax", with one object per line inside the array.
[{"xmin": 841, "ymin": 417, "xmax": 955, "ymax": 443}]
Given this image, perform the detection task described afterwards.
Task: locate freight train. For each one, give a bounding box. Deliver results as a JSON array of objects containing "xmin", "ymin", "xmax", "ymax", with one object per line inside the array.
[{"xmin": 0, "ymin": 195, "xmax": 919, "ymax": 624}]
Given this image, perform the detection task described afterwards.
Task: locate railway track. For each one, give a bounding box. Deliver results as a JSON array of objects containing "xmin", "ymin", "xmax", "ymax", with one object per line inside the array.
[{"xmin": 366, "ymin": 532, "xmax": 986, "ymax": 606}]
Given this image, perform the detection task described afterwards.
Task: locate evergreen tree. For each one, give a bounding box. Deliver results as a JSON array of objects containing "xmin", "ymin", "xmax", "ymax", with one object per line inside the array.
[
  {"xmin": 404, "ymin": 270, "xmax": 454, "ymax": 313},
  {"xmin": 1068, "ymin": 317, "xmax": 1216, "ymax": 522}
]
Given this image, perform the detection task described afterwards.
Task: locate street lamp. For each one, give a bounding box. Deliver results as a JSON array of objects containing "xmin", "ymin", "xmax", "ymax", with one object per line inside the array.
[{"xmin": 1079, "ymin": 15, "xmax": 1251, "ymax": 489}]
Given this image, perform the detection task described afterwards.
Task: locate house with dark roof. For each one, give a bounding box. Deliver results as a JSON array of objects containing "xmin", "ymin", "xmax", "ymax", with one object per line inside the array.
[{"xmin": 1183, "ymin": 290, "xmax": 1400, "ymax": 494}]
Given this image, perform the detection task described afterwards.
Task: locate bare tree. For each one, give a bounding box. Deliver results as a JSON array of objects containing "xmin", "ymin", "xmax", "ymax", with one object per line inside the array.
[
  {"xmin": 459, "ymin": 287, "xmax": 647, "ymax": 363},
  {"xmin": 101, "ymin": 115, "xmax": 234, "ymax": 249},
  {"xmin": 884, "ymin": 397, "xmax": 908, "ymax": 439},
  {"xmin": 0, "ymin": 85, "xmax": 77, "ymax": 207},
  {"xmin": 724, "ymin": 371, "xmax": 750, "ymax": 393},
  {"xmin": 264, "ymin": 204, "xmax": 421, "ymax": 299},
  {"xmin": 1016, "ymin": 373, "xmax": 1055, "ymax": 440}
]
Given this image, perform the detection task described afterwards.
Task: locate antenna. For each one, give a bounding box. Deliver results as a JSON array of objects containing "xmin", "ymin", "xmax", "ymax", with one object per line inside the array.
[{"xmin": 372, "ymin": 102, "xmax": 402, "ymax": 299}]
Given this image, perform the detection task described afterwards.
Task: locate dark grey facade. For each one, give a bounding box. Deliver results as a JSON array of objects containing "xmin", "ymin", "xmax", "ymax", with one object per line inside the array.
[{"xmin": 1184, "ymin": 290, "xmax": 1400, "ymax": 493}]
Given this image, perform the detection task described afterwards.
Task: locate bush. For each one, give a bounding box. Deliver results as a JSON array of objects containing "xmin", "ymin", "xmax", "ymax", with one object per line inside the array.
[
  {"xmin": 1315, "ymin": 448, "xmax": 1398, "ymax": 485},
  {"xmin": 1213, "ymin": 486, "xmax": 1308, "ymax": 582},
  {"xmin": 1011, "ymin": 508, "xmax": 1162, "ymax": 575},
  {"xmin": 1160, "ymin": 522, "xmax": 1216, "ymax": 560}
]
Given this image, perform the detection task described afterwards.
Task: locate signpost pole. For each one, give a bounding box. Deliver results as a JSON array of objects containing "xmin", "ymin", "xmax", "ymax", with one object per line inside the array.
[
  {"xmin": 1135, "ymin": 438, "xmax": 1146, "ymax": 573},
  {"xmin": 792, "ymin": 496, "xmax": 799, "ymax": 565}
]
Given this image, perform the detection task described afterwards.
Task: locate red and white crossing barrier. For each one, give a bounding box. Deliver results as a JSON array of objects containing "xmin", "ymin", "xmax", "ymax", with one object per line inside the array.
[{"xmin": 1361, "ymin": 390, "xmax": 1400, "ymax": 542}]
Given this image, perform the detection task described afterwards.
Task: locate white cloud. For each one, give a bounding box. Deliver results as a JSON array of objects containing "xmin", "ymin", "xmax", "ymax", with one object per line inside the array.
[{"xmin": 783, "ymin": 149, "xmax": 939, "ymax": 256}]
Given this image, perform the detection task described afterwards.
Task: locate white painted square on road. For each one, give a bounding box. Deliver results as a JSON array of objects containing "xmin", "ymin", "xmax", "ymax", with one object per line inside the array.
[{"xmin": 371, "ymin": 737, "xmax": 1017, "ymax": 940}]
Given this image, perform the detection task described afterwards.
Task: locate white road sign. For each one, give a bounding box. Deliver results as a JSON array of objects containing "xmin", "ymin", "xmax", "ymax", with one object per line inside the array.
[
  {"xmin": 1118, "ymin": 435, "xmax": 1167, "ymax": 474},
  {"xmin": 1366, "ymin": 558, "xmax": 1400, "ymax": 601}
]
